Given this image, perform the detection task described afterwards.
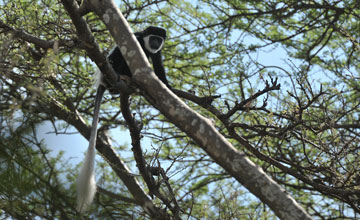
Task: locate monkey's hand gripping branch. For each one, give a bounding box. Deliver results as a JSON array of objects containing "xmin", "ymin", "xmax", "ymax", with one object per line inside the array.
[{"xmin": 76, "ymin": 85, "xmax": 105, "ymax": 212}]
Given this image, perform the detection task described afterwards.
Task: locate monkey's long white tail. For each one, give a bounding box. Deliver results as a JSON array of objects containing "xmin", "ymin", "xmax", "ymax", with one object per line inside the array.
[
  {"xmin": 76, "ymin": 142, "xmax": 96, "ymax": 212},
  {"xmin": 76, "ymin": 85, "xmax": 105, "ymax": 212}
]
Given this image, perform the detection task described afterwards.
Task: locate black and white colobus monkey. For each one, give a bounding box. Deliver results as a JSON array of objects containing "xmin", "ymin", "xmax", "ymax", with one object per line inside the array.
[
  {"xmin": 76, "ymin": 26, "xmax": 169, "ymax": 212},
  {"xmin": 107, "ymin": 26, "xmax": 170, "ymax": 88}
]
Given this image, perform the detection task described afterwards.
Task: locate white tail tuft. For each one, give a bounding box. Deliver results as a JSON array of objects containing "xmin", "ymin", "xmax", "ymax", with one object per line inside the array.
[
  {"xmin": 76, "ymin": 146, "xmax": 97, "ymax": 213},
  {"xmin": 76, "ymin": 83, "xmax": 104, "ymax": 212}
]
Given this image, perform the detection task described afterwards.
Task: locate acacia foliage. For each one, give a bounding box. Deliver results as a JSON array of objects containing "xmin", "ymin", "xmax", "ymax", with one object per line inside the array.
[{"xmin": 0, "ymin": 0, "xmax": 359, "ymax": 219}]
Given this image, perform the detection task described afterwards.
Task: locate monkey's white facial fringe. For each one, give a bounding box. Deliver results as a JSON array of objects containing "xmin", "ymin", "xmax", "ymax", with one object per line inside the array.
[
  {"xmin": 143, "ymin": 35, "xmax": 164, "ymax": 54},
  {"xmin": 76, "ymin": 146, "xmax": 96, "ymax": 213}
]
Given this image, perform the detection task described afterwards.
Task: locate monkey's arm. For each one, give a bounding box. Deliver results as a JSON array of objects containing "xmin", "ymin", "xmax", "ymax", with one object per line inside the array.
[{"xmin": 150, "ymin": 52, "xmax": 171, "ymax": 88}]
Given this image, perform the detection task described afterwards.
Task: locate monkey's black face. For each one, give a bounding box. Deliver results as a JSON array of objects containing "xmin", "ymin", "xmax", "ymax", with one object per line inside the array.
[{"xmin": 143, "ymin": 35, "xmax": 164, "ymax": 54}]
